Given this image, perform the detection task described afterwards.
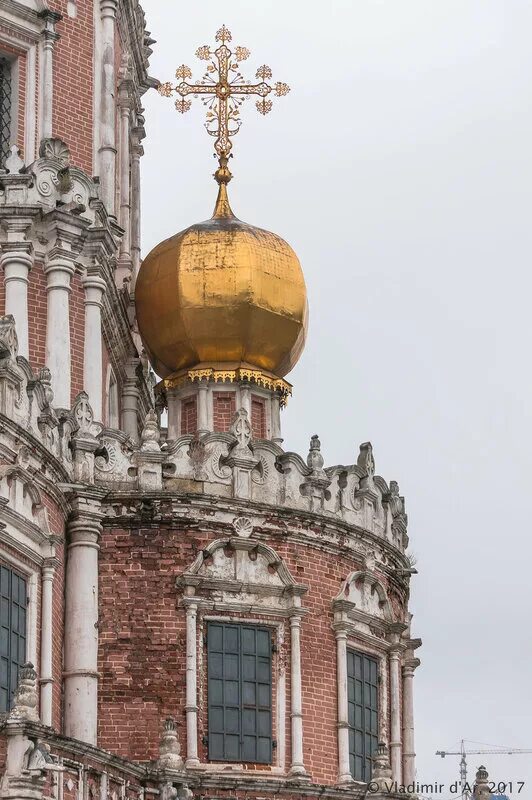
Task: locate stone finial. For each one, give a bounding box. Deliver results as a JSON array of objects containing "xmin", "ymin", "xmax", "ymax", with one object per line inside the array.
[
  {"xmin": 72, "ymin": 391, "xmax": 95, "ymax": 433},
  {"xmin": 158, "ymin": 718, "xmax": 184, "ymax": 770},
  {"xmin": 140, "ymin": 408, "xmax": 161, "ymax": 452},
  {"xmin": 4, "ymin": 145, "xmax": 25, "ymax": 174},
  {"xmin": 307, "ymin": 434, "xmax": 325, "ymax": 477},
  {"xmin": 370, "ymin": 742, "xmax": 393, "ymax": 793},
  {"xmin": 357, "ymin": 441, "xmax": 375, "ymax": 478},
  {"xmin": 37, "ymin": 367, "xmax": 54, "ymax": 407},
  {"xmin": 0, "ymin": 315, "xmax": 19, "ymax": 362},
  {"xmin": 473, "ymin": 765, "xmax": 491, "ymax": 799},
  {"xmin": 229, "ymin": 407, "xmax": 252, "ymax": 452},
  {"xmin": 8, "ymin": 662, "xmax": 39, "ymax": 722},
  {"xmin": 187, "ymin": 434, "xmax": 208, "ymax": 480}
]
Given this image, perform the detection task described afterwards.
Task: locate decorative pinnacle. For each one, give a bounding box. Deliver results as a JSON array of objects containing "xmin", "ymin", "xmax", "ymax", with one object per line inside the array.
[{"xmin": 157, "ymin": 25, "xmax": 290, "ymax": 182}]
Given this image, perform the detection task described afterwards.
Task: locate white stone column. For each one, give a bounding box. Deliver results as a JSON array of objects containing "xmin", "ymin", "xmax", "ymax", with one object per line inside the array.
[
  {"xmin": 82, "ymin": 272, "xmax": 106, "ymax": 422},
  {"xmin": 40, "ymin": 558, "xmax": 56, "ymax": 727},
  {"xmin": 389, "ymin": 643, "xmax": 404, "ymax": 784},
  {"xmin": 402, "ymin": 657, "xmax": 420, "ymax": 787},
  {"xmin": 63, "ymin": 499, "xmax": 103, "ymax": 745},
  {"xmin": 121, "ymin": 358, "xmax": 139, "ymax": 442},
  {"xmin": 335, "ymin": 628, "xmax": 353, "ymax": 784},
  {"xmin": 184, "ymin": 600, "xmax": 200, "ymax": 767},
  {"xmin": 197, "ymin": 382, "xmax": 209, "ymax": 434},
  {"xmin": 239, "ymin": 384, "xmax": 251, "ymax": 417},
  {"xmin": 39, "ymin": 11, "xmax": 61, "ymax": 139},
  {"xmin": 130, "ymin": 135, "xmax": 143, "ymax": 284},
  {"xmin": 0, "ymin": 238, "xmax": 33, "ymax": 360},
  {"xmin": 44, "ymin": 259, "xmax": 74, "ymax": 408},
  {"xmin": 98, "ymin": 0, "xmax": 118, "ymax": 215},
  {"xmin": 116, "ymin": 82, "xmax": 132, "ymax": 287},
  {"xmin": 271, "ymin": 394, "xmax": 282, "ymax": 445},
  {"xmin": 289, "ymin": 613, "xmax": 307, "ymax": 777}
]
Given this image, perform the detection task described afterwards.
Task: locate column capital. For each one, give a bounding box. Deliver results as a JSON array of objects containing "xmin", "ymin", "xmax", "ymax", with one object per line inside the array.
[
  {"xmin": 100, "ymin": 0, "xmax": 118, "ymax": 19},
  {"xmin": 402, "ymin": 657, "xmax": 421, "ymax": 674},
  {"xmin": 82, "ymin": 271, "xmax": 107, "ymax": 306}
]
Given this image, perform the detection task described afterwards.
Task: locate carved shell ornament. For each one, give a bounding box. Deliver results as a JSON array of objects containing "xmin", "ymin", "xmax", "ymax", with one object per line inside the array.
[
  {"xmin": 251, "ymin": 454, "xmax": 270, "ymax": 484},
  {"xmin": 95, "ymin": 441, "xmax": 118, "ymax": 473},
  {"xmin": 210, "ymin": 444, "xmax": 231, "ymax": 479},
  {"xmin": 233, "ymin": 516, "xmax": 253, "ymax": 538}
]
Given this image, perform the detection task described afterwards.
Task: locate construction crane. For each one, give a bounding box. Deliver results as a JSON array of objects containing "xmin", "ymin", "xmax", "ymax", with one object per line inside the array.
[{"xmin": 436, "ymin": 740, "xmax": 532, "ymax": 799}]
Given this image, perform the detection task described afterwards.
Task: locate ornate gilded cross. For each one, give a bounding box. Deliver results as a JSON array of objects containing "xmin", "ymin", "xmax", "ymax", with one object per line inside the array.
[{"xmin": 158, "ymin": 25, "xmax": 289, "ymax": 180}]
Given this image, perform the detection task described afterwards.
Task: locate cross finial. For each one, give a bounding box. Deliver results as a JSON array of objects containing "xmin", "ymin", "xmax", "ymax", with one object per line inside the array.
[{"xmin": 157, "ymin": 26, "xmax": 290, "ymax": 184}]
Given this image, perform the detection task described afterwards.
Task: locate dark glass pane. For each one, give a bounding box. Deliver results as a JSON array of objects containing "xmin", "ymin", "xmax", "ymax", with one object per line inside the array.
[
  {"xmin": 257, "ymin": 682, "xmax": 270, "ymax": 707},
  {"xmin": 242, "ymin": 708, "xmax": 256, "ymax": 734},
  {"xmin": 242, "ymin": 736, "xmax": 256, "ymax": 762},
  {"xmin": 209, "ymin": 679, "xmax": 223, "ymax": 704},
  {"xmin": 209, "ymin": 624, "xmax": 223, "ymax": 651},
  {"xmin": 225, "ymin": 734, "xmax": 239, "ymax": 760},
  {"xmin": 256, "ymin": 629, "xmax": 269, "ymax": 656},
  {"xmin": 241, "ymin": 627, "xmax": 255, "ymax": 654},
  {"xmin": 224, "ymin": 653, "xmax": 238, "ymax": 680},
  {"xmin": 210, "ymin": 653, "xmax": 223, "ymax": 679},
  {"xmin": 225, "ymin": 706, "xmax": 239, "ymax": 733},
  {"xmin": 257, "ymin": 737, "xmax": 271, "ymax": 763},
  {"xmin": 242, "ymin": 654, "xmax": 255, "ymax": 680},
  {"xmin": 242, "ymin": 680, "xmax": 256, "ymax": 705},
  {"xmin": 224, "ymin": 679, "xmax": 239, "ymax": 705},
  {"xmin": 224, "ymin": 626, "xmax": 238, "ymax": 653},
  {"xmin": 210, "ymin": 707, "xmax": 224, "ymax": 733}
]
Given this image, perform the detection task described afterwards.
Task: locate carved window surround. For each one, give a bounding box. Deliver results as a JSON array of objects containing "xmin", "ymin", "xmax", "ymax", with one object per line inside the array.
[
  {"xmin": 332, "ymin": 569, "xmax": 405, "ymax": 787},
  {"xmin": 177, "ymin": 534, "xmax": 308, "ymax": 779}
]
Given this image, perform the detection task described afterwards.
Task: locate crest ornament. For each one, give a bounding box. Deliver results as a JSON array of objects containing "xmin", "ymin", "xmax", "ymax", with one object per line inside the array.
[{"xmin": 233, "ymin": 516, "xmax": 253, "ymax": 538}]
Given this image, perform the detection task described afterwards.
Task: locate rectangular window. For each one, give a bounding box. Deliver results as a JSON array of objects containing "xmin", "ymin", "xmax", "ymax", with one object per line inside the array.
[
  {"xmin": 0, "ymin": 565, "xmax": 27, "ymax": 712},
  {"xmin": 347, "ymin": 649, "xmax": 378, "ymax": 782},
  {"xmin": 212, "ymin": 392, "xmax": 236, "ymax": 433},
  {"xmin": 251, "ymin": 395, "xmax": 266, "ymax": 439},
  {"xmin": 207, "ymin": 621, "xmax": 272, "ymax": 763},
  {"xmin": 0, "ymin": 56, "xmax": 12, "ymax": 169},
  {"xmin": 181, "ymin": 397, "xmax": 198, "ymax": 435}
]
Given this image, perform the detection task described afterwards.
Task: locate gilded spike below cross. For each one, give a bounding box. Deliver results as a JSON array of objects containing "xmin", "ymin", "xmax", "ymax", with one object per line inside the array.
[{"xmin": 157, "ymin": 24, "xmax": 290, "ymax": 183}]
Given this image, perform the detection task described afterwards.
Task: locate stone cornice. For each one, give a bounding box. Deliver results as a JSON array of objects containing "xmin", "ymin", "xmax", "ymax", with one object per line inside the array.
[{"xmin": 101, "ymin": 490, "xmax": 409, "ymax": 561}]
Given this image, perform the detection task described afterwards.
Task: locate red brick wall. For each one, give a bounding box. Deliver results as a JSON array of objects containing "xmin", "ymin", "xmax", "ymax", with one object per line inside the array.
[
  {"xmin": 180, "ymin": 398, "xmax": 197, "ymax": 434},
  {"xmin": 27, "ymin": 264, "xmax": 47, "ymax": 368},
  {"xmin": 212, "ymin": 392, "xmax": 236, "ymax": 432},
  {"xmin": 251, "ymin": 395, "xmax": 266, "ymax": 439},
  {"xmin": 48, "ymin": 0, "xmax": 94, "ymax": 173},
  {"xmin": 98, "ymin": 524, "xmax": 406, "ymax": 783}
]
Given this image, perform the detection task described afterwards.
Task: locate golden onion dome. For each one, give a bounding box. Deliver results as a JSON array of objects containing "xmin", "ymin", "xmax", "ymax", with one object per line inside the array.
[{"xmin": 135, "ymin": 182, "xmax": 308, "ymax": 379}]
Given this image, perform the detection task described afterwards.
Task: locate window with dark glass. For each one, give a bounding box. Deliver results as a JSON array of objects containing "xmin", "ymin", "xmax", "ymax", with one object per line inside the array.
[
  {"xmin": 207, "ymin": 621, "xmax": 272, "ymax": 763},
  {"xmin": 0, "ymin": 56, "xmax": 12, "ymax": 170},
  {"xmin": 347, "ymin": 649, "xmax": 379, "ymax": 781},
  {"xmin": 0, "ymin": 565, "xmax": 27, "ymax": 712}
]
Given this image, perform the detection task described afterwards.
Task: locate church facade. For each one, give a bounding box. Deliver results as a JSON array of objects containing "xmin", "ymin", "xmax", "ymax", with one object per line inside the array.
[{"xmin": 0, "ymin": 5, "xmax": 421, "ymax": 800}]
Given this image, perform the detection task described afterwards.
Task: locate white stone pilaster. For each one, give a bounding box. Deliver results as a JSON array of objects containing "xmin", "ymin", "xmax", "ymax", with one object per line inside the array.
[
  {"xmin": 402, "ymin": 657, "xmax": 420, "ymax": 787},
  {"xmin": 40, "ymin": 559, "xmax": 56, "ymax": 727},
  {"xmin": 44, "ymin": 259, "xmax": 74, "ymax": 408},
  {"xmin": 197, "ymin": 382, "xmax": 209, "ymax": 434},
  {"xmin": 98, "ymin": 0, "xmax": 118, "ymax": 215},
  {"xmin": 121, "ymin": 358, "xmax": 140, "ymax": 442},
  {"xmin": 116, "ymin": 79, "xmax": 132, "ymax": 287},
  {"xmin": 335, "ymin": 628, "xmax": 353, "ymax": 784},
  {"xmin": 288, "ymin": 613, "xmax": 307, "ymax": 777},
  {"xmin": 39, "ymin": 11, "xmax": 61, "ymax": 139},
  {"xmin": 271, "ymin": 394, "xmax": 282, "ymax": 444},
  {"xmin": 389, "ymin": 642, "xmax": 404, "ymax": 784},
  {"xmin": 130, "ymin": 135, "xmax": 143, "ymax": 285},
  {"xmin": 239, "ymin": 384, "xmax": 251, "ymax": 417},
  {"xmin": 184, "ymin": 600, "xmax": 200, "ymax": 768},
  {"xmin": 0, "ymin": 226, "xmax": 33, "ymax": 359},
  {"xmin": 63, "ymin": 497, "xmax": 103, "ymax": 745},
  {"xmin": 82, "ymin": 272, "xmax": 106, "ymax": 422}
]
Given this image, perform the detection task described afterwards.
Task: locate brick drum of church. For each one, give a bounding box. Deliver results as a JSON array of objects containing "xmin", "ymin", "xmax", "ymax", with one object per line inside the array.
[{"xmin": 0, "ymin": 6, "xmax": 422, "ymax": 800}]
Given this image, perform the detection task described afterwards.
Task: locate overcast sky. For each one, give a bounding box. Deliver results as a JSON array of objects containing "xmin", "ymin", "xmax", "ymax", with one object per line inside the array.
[{"xmin": 140, "ymin": 1, "xmax": 532, "ymax": 794}]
